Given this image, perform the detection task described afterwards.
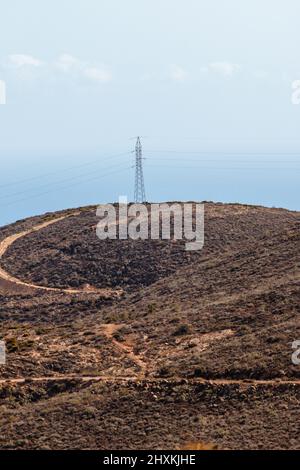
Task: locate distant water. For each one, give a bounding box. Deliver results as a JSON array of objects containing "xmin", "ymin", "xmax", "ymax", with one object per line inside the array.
[{"xmin": 0, "ymin": 155, "xmax": 299, "ymax": 227}]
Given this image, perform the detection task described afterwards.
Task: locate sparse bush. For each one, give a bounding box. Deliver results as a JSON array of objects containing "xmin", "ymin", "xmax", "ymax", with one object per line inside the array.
[
  {"xmin": 82, "ymin": 406, "xmax": 97, "ymax": 418},
  {"xmin": 35, "ymin": 327, "xmax": 47, "ymax": 335},
  {"xmin": 19, "ymin": 339, "xmax": 34, "ymax": 351},
  {"xmin": 158, "ymin": 366, "xmax": 172, "ymax": 377},
  {"xmin": 147, "ymin": 303, "xmax": 156, "ymax": 314},
  {"xmin": 112, "ymin": 331, "xmax": 124, "ymax": 342},
  {"xmin": 6, "ymin": 338, "xmax": 19, "ymax": 353},
  {"xmin": 173, "ymin": 324, "xmax": 190, "ymax": 336},
  {"xmin": 82, "ymin": 331, "xmax": 94, "ymax": 336}
]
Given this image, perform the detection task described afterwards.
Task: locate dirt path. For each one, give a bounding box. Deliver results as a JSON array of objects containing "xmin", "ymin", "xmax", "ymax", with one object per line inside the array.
[
  {"xmin": 0, "ymin": 375, "xmax": 299, "ymax": 386},
  {"xmin": 1, "ymin": 324, "xmax": 299, "ymax": 388},
  {"xmin": 102, "ymin": 324, "xmax": 147, "ymax": 376},
  {"xmin": 0, "ymin": 213, "xmax": 122, "ymax": 298}
]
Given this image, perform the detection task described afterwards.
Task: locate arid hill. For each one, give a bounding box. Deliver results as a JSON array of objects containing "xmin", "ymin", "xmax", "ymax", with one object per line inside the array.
[{"xmin": 0, "ymin": 202, "xmax": 299, "ymax": 450}]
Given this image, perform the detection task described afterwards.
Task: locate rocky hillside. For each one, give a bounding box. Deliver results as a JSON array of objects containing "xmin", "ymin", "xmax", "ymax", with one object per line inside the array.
[{"xmin": 0, "ymin": 202, "xmax": 299, "ymax": 450}]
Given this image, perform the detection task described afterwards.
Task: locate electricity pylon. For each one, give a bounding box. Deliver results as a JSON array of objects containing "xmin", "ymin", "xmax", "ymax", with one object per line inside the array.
[{"xmin": 134, "ymin": 136, "xmax": 146, "ymax": 203}]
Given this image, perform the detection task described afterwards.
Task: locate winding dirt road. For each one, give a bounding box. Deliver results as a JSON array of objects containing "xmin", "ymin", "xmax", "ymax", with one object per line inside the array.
[
  {"xmin": 0, "ymin": 212, "xmax": 122, "ymax": 298},
  {"xmin": 0, "ymin": 375, "xmax": 299, "ymax": 386}
]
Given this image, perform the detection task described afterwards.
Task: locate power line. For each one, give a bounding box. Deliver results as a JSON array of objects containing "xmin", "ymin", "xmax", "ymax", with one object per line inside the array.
[
  {"xmin": 0, "ymin": 160, "xmax": 131, "ymax": 201},
  {"xmin": 0, "ymin": 165, "xmax": 132, "ymax": 208},
  {"xmin": 0, "ymin": 151, "xmax": 131, "ymax": 190},
  {"xmin": 145, "ymin": 163, "xmax": 300, "ymax": 170},
  {"xmin": 144, "ymin": 155, "xmax": 300, "ymax": 164},
  {"xmin": 145, "ymin": 149, "xmax": 300, "ymax": 156},
  {"xmin": 1, "ymin": 141, "xmax": 298, "ymax": 212}
]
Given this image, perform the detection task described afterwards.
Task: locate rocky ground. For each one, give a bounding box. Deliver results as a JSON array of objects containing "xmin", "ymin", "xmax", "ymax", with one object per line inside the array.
[
  {"xmin": 0, "ymin": 380, "xmax": 299, "ymax": 450},
  {"xmin": 0, "ymin": 202, "xmax": 299, "ymax": 449}
]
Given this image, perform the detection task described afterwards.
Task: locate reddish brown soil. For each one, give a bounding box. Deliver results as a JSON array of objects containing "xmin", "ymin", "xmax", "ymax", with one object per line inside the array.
[{"xmin": 0, "ymin": 202, "xmax": 299, "ymax": 449}]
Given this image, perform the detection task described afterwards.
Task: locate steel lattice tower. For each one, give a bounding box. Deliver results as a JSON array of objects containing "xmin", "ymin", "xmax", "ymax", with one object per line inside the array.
[{"xmin": 134, "ymin": 136, "xmax": 146, "ymax": 203}]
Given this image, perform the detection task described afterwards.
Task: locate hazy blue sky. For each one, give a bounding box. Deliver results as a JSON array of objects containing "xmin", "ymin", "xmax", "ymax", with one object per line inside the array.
[{"xmin": 0, "ymin": 0, "xmax": 300, "ymax": 225}]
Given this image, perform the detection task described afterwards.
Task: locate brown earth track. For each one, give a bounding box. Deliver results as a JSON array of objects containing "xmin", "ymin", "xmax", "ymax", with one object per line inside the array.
[
  {"xmin": 1, "ymin": 375, "xmax": 300, "ymax": 386},
  {"xmin": 101, "ymin": 324, "xmax": 147, "ymax": 376},
  {"xmin": 1, "ymin": 322, "xmax": 299, "ymax": 387},
  {"xmin": 0, "ymin": 212, "xmax": 122, "ymax": 298}
]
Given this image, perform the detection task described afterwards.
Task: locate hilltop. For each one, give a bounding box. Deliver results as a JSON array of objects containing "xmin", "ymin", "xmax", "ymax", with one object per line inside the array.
[{"xmin": 0, "ymin": 202, "xmax": 299, "ymax": 450}]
